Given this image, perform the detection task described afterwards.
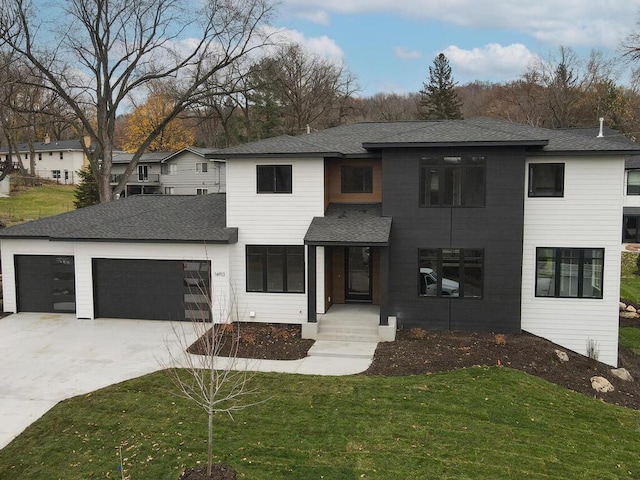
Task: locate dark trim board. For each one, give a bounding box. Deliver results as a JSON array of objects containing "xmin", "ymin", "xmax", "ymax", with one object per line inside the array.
[{"xmin": 382, "ymin": 146, "xmax": 526, "ymax": 332}]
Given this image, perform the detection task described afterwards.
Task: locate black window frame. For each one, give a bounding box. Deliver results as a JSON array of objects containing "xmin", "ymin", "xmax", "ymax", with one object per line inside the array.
[
  {"xmin": 246, "ymin": 245, "xmax": 305, "ymax": 293},
  {"xmin": 627, "ymin": 170, "xmax": 640, "ymax": 195},
  {"xmin": 418, "ymin": 248, "xmax": 484, "ymax": 299},
  {"xmin": 256, "ymin": 165, "xmax": 293, "ymax": 194},
  {"xmin": 341, "ymin": 165, "xmax": 373, "ymax": 193},
  {"xmin": 535, "ymin": 247, "xmax": 604, "ymax": 299},
  {"xmin": 623, "ymin": 215, "xmax": 640, "ymax": 243},
  {"xmin": 419, "ymin": 156, "xmax": 486, "ymax": 207},
  {"xmin": 528, "ymin": 163, "xmax": 565, "ymax": 198}
]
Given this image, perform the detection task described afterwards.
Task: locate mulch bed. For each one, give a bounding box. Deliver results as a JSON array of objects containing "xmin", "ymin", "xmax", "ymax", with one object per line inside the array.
[{"xmin": 187, "ymin": 321, "xmax": 640, "ymax": 410}]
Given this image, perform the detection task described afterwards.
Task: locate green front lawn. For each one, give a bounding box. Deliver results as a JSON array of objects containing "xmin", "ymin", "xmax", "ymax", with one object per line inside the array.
[
  {"xmin": 0, "ymin": 368, "xmax": 638, "ymax": 479},
  {"xmin": 620, "ymin": 327, "xmax": 640, "ymax": 355},
  {"xmin": 0, "ymin": 184, "xmax": 76, "ymax": 225}
]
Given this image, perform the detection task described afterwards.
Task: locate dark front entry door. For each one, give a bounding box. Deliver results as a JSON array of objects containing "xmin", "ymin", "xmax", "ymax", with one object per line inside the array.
[{"xmin": 346, "ymin": 247, "xmax": 372, "ymax": 302}]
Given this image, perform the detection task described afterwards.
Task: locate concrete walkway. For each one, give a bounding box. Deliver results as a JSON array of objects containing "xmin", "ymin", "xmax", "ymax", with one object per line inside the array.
[{"xmin": 0, "ymin": 313, "xmax": 376, "ymax": 449}]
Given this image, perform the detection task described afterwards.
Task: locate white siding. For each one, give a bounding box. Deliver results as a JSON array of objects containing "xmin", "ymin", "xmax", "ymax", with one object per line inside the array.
[
  {"xmin": 521, "ymin": 156, "xmax": 624, "ymax": 366},
  {"xmin": 1, "ymin": 240, "xmax": 231, "ymax": 323},
  {"xmin": 160, "ymin": 153, "xmax": 225, "ymax": 194},
  {"xmin": 34, "ymin": 150, "xmax": 86, "ymax": 184},
  {"xmin": 226, "ymin": 157, "xmax": 325, "ymax": 324}
]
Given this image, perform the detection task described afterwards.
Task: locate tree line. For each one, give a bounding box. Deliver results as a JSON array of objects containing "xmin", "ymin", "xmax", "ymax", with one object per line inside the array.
[{"xmin": 2, "ymin": 0, "xmax": 640, "ymax": 203}]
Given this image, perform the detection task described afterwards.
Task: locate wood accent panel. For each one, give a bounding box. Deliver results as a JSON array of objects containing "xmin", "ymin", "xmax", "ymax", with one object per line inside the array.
[
  {"xmin": 331, "ymin": 247, "xmax": 345, "ymax": 304},
  {"xmin": 326, "ymin": 159, "xmax": 382, "ymax": 205}
]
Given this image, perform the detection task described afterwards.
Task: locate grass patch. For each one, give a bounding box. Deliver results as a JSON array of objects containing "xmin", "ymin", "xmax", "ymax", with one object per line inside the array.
[
  {"xmin": 0, "ymin": 369, "xmax": 638, "ymax": 479},
  {"xmin": 620, "ymin": 327, "xmax": 640, "ymax": 355},
  {"xmin": 621, "ymin": 252, "xmax": 640, "ymax": 304},
  {"xmin": 0, "ymin": 184, "xmax": 76, "ymax": 225}
]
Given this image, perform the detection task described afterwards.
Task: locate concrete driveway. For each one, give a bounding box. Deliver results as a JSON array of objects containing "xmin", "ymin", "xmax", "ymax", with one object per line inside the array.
[{"xmin": 0, "ymin": 313, "xmax": 196, "ymax": 449}]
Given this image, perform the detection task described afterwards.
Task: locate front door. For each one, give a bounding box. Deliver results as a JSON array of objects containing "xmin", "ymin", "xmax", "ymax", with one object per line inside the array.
[{"xmin": 346, "ymin": 247, "xmax": 372, "ymax": 302}]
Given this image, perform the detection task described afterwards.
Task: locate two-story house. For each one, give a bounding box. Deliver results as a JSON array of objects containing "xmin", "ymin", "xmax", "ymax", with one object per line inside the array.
[
  {"xmin": 0, "ymin": 135, "xmax": 90, "ymax": 184},
  {"xmin": 0, "ymin": 118, "xmax": 637, "ymax": 366},
  {"xmin": 110, "ymin": 148, "xmax": 224, "ymax": 196}
]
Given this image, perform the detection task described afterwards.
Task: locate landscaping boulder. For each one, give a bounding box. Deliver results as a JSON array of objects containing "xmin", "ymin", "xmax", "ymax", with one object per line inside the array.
[
  {"xmin": 590, "ymin": 376, "xmax": 615, "ymax": 393},
  {"xmin": 620, "ymin": 302, "xmax": 628, "ymax": 311},
  {"xmin": 554, "ymin": 349, "xmax": 569, "ymax": 362},
  {"xmin": 610, "ymin": 368, "xmax": 634, "ymax": 382},
  {"xmin": 626, "ymin": 305, "xmax": 637, "ymax": 313}
]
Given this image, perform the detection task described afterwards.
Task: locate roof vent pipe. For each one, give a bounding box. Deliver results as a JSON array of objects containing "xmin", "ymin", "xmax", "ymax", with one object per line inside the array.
[
  {"xmin": 306, "ymin": 124, "xmax": 311, "ymax": 134},
  {"xmin": 597, "ymin": 117, "xmax": 604, "ymax": 138}
]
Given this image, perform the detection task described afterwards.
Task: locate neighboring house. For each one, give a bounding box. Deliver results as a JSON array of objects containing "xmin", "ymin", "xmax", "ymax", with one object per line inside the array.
[
  {"xmin": 110, "ymin": 147, "xmax": 224, "ymax": 196},
  {"xmin": 1, "ymin": 117, "xmax": 638, "ymax": 367},
  {"xmin": 0, "ymin": 135, "xmax": 90, "ymax": 184},
  {"xmin": 160, "ymin": 147, "xmax": 225, "ymax": 195},
  {"xmin": 111, "ymin": 151, "xmax": 167, "ymax": 196}
]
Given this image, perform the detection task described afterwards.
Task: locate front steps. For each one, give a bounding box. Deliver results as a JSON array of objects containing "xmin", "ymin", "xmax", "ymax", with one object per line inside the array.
[{"xmin": 315, "ymin": 315, "xmax": 380, "ymax": 342}]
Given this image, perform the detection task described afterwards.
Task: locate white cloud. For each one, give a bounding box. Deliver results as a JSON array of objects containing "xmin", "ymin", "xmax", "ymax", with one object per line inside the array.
[
  {"xmin": 394, "ymin": 47, "xmax": 422, "ymax": 60},
  {"xmin": 296, "ymin": 9, "xmax": 331, "ymax": 25},
  {"xmin": 283, "ymin": 0, "xmax": 640, "ymax": 49},
  {"xmin": 442, "ymin": 43, "xmax": 538, "ymax": 82},
  {"xmin": 263, "ymin": 26, "xmax": 345, "ymax": 64}
]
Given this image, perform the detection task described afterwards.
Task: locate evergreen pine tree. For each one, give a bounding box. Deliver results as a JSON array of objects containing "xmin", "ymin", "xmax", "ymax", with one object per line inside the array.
[
  {"xmin": 74, "ymin": 163, "xmax": 101, "ymax": 209},
  {"xmin": 419, "ymin": 53, "xmax": 463, "ymax": 120}
]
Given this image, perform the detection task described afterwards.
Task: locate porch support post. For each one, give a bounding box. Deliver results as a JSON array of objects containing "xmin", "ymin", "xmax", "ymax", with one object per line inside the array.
[
  {"xmin": 379, "ymin": 246, "xmax": 389, "ymax": 326},
  {"xmin": 307, "ymin": 245, "xmax": 317, "ymax": 323}
]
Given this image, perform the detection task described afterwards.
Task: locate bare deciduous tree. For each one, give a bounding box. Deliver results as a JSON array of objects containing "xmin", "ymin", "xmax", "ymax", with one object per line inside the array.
[
  {"xmin": 0, "ymin": 0, "xmax": 275, "ymax": 202},
  {"xmin": 160, "ymin": 284, "xmax": 261, "ymax": 478}
]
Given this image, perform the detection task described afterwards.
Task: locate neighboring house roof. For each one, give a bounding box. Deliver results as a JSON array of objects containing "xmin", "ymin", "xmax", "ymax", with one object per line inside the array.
[
  {"xmin": 209, "ymin": 117, "xmax": 640, "ymax": 159},
  {"xmin": 626, "ymin": 156, "xmax": 640, "ymax": 169},
  {"xmin": 304, "ymin": 203, "xmax": 392, "ymax": 246},
  {"xmin": 0, "ymin": 194, "xmax": 237, "ymax": 244},
  {"xmin": 161, "ymin": 146, "xmax": 220, "ymax": 163},
  {"xmin": 112, "ymin": 151, "xmax": 170, "ymax": 164},
  {"xmin": 0, "ymin": 139, "xmax": 89, "ymax": 154}
]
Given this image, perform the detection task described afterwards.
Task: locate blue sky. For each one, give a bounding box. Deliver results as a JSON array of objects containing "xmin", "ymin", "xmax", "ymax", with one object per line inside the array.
[{"xmin": 274, "ymin": 0, "xmax": 640, "ymax": 96}]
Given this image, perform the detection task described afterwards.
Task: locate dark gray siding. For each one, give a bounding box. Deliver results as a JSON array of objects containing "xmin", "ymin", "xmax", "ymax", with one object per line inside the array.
[{"xmin": 382, "ymin": 146, "xmax": 525, "ymax": 332}]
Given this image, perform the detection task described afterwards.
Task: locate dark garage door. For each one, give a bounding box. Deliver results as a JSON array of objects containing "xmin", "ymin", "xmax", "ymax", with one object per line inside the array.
[
  {"xmin": 15, "ymin": 255, "xmax": 76, "ymax": 313},
  {"xmin": 92, "ymin": 259, "xmax": 210, "ymax": 321}
]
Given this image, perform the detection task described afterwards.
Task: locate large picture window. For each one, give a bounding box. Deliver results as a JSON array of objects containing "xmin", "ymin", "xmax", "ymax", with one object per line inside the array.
[
  {"xmin": 535, "ymin": 247, "xmax": 603, "ymax": 298},
  {"xmin": 257, "ymin": 165, "xmax": 292, "ymax": 193},
  {"xmin": 341, "ymin": 165, "xmax": 373, "ymax": 193},
  {"xmin": 528, "ymin": 163, "xmax": 564, "ymax": 197},
  {"xmin": 246, "ymin": 246, "xmax": 305, "ymax": 293},
  {"xmin": 419, "ymin": 156, "xmax": 485, "ymax": 207},
  {"xmin": 418, "ymin": 248, "xmax": 483, "ymax": 298}
]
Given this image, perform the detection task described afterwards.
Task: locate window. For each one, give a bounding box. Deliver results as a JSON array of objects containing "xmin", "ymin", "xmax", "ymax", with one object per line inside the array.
[
  {"xmin": 528, "ymin": 163, "xmax": 564, "ymax": 197},
  {"xmin": 535, "ymin": 247, "xmax": 603, "ymax": 298},
  {"xmin": 52, "ymin": 170, "xmax": 61, "ymax": 179},
  {"xmin": 196, "ymin": 162, "xmax": 208, "ymax": 173},
  {"xmin": 59, "ymin": 152, "xmax": 64, "ymax": 160},
  {"xmin": 38, "ymin": 153, "xmax": 42, "ymax": 161},
  {"xmin": 138, "ymin": 165, "xmax": 148, "ymax": 181},
  {"xmin": 196, "ymin": 188, "xmax": 208, "ymax": 195},
  {"xmin": 419, "ymin": 156, "xmax": 485, "ymax": 207},
  {"xmin": 627, "ymin": 170, "xmax": 640, "ymax": 195},
  {"xmin": 341, "ymin": 165, "xmax": 373, "ymax": 193},
  {"xmin": 418, "ymin": 248, "xmax": 483, "ymax": 298},
  {"xmin": 257, "ymin": 165, "xmax": 292, "ymax": 194},
  {"xmin": 246, "ymin": 246, "xmax": 304, "ymax": 293},
  {"xmin": 161, "ymin": 163, "xmax": 177, "ymax": 175},
  {"xmin": 164, "ymin": 187, "xmax": 175, "ymax": 195}
]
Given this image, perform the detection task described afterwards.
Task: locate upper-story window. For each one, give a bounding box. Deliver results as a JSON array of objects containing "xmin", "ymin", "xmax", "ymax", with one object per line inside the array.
[
  {"xmin": 341, "ymin": 165, "xmax": 373, "ymax": 193},
  {"xmin": 59, "ymin": 152, "xmax": 64, "ymax": 160},
  {"xmin": 419, "ymin": 156, "xmax": 485, "ymax": 207},
  {"xmin": 257, "ymin": 165, "xmax": 292, "ymax": 194},
  {"xmin": 528, "ymin": 163, "xmax": 564, "ymax": 197},
  {"xmin": 162, "ymin": 164, "xmax": 178, "ymax": 175},
  {"xmin": 627, "ymin": 170, "xmax": 640, "ymax": 195},
  {"xmin": 38, "ymin": 153, "xmax": 42, "ymax": 161},
  {"xmin": 196, "ymin": 162, "xmax": 208, "ymax": 173}
]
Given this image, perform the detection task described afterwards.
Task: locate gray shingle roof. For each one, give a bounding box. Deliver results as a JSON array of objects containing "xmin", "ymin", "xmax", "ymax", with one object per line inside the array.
[
  {"xmin": 209, "ymin": 117, "xmax": 640, "ymax": 159},
  {"xmin": 0, "ymin": 139, "xmax": 88, "ymax": 153},
  {"xmin": 304, "ymin": 203, "xmax": 392, "ymax": 246},
  {"xmin": 112, "ymin": 151, "xmax": 171, "ymax": 164},
  {"xmin": 0, "ymin": 194, "xmax": 237, "ymax": 243}
]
